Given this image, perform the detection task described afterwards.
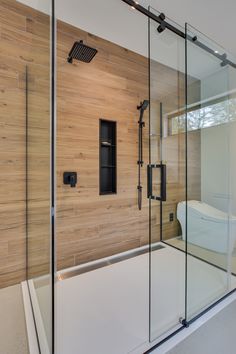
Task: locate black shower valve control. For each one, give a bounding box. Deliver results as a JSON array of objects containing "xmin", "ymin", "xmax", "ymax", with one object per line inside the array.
[{"xmin": 63, "ymin": 172, "xmax": 77, "ymax": 188}]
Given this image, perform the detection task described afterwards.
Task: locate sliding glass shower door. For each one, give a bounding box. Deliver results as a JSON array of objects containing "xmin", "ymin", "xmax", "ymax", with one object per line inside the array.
[
  {"xmin": 149, "ymin": 8, "xmax": 186, "ymax": 342},
  {"xmin": 149, "ymin": 8, "xmax": 236, "ymax": 344},
  {"xmin": 185, "ymin": 24, "xmax": 236, "ymax": 322}
]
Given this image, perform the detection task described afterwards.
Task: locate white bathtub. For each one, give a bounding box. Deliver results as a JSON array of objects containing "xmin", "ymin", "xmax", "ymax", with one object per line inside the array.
[{"xmin": 177, "ymin": 200, "xmax": 236, "ymax": 253}]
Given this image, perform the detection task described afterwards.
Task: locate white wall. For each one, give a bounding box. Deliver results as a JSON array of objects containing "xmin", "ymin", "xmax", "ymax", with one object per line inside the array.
[
  {"xmin": 201, "ymin": 125, "xmax": 230, "ymax": 212},
  {"xmin": 201, "ymin": 119, "xmax": 236, "ymax": 217},
  {"xmin": 18, "ymin": 0, "xmax": 49, "ymax": 14},
  {"xmin": 199, "ymin": 59, "xmax": 236, "ymax": 213}
]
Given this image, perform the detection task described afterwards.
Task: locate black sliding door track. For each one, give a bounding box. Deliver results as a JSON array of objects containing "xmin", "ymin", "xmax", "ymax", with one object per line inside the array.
[{"xmin": 121, "ymin": 0, "xmax": 236, "ymax": 69}]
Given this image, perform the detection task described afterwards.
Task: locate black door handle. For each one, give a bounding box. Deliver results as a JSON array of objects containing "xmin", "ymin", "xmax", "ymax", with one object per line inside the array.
[
  {"xmin": 147, "ymin": 164, "xmax": 167, "ymax": 201},
  {"xmin": 161, "ymin": 164, "xmax": 166, "ymax": 202}
]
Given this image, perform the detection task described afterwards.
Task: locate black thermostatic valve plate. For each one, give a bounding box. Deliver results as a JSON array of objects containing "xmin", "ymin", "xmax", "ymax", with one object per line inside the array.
[{"xmin": 63, "ymin": 172, "xmax": 77, "ymax": 188}]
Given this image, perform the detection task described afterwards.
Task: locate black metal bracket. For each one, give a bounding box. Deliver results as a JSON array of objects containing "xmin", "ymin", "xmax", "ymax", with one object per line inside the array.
[
  {"xmin": 221, "ymin": 53, "xmax": 228, "ymax": 67},
  {"xmin": 157, "ymin": 13, "xmax": 166, "ymax": 33},
  {"xmin": 138, "ymin": 121, "xmax": 145, "ymax": 127},
  {"xmin": 181, "ymin": 318, "xmax": 189, "ymax": 328}
]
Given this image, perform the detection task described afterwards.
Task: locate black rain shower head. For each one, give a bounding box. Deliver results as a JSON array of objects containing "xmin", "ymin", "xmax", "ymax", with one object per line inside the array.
[
  {"xmin": 137, "ymin": 100, "xmax": 149, "ymax": 112},
  {"xmin": 67, "ymin": 40, "xmax": 98, "ymax": 64}
]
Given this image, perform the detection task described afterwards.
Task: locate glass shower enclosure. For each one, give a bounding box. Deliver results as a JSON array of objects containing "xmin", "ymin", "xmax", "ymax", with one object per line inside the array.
[
  {"xmin": 185, "ymin": 24, "xmax": 236, "ymax": 323},
  {"xmin": 149, "ymin": 8, "xmax": 186, "ymax": 341},
  {"xmin": 149, "ymin": 6, "xmax": 236, "ymax": 344},
  {"xmin": 6, "ymin": 0, "xmax": 235, "ymax": 352},
  {"xmin": 25, "ymin": 0, "xmax": 54, "ymax": 353}
]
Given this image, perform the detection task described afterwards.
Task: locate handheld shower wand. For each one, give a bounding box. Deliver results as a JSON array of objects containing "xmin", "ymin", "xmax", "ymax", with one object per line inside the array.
[{"xmin": 137, "ymin": 100, "xmax": 149, "ymax": 210}]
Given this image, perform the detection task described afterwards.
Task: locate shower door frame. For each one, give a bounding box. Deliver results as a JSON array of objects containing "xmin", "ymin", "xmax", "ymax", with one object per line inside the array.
[
  {"xmin": 25, "ymin": 0, "xmax": 56, "ymax": 353},
  {"xmin": 147, "ymin": 8, "xmax": 187, "ymax": 347},
  {"xmin": 141, "ymin": 2, "xmax": 236, "ymax": 351},
  {"xmin": 184, "ymin": 22, "xmax": 236, "ymax": 326},
  {"xmin": 50, "ymin": 1, "xmax": 236, "ymax": 352},
  {"xmin": 51, "ymin": 0, "xmax": 56, "ymax": 353}
]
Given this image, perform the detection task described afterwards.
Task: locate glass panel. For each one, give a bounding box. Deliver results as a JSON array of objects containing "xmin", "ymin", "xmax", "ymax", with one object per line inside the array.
[
  {"xmin": 26, "ymin": 1, "xmax": 53, "ymax": 352},
  {"xmin": 149, "ymin": 7, "xmax": 186, "ymax": 341},
  {"xmin": 185, "ymin": 24, "xmax": 236, "ymax": 322},
  {"xmin": 0, "ymin": 1, "xmax": 53, "ymax": 353},
  {"xmin": 56, "ymin": 1, "xmax": 150, "ymax": 354},
  {"xmin": 228, "ymin": 65, "xmax": 236, "ymax": 278}
]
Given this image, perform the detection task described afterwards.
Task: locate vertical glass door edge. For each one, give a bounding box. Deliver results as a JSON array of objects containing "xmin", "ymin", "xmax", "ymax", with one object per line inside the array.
[
  {"xmin": 148, "ymin": 9, "xmax": 236, "ymax": 346},
  {"xmin": 149, "ymin": 7, "xmax": 186, "ymax": 343},
  {"xmin": 26, "ymin": 0, "xmax": 55, "ymax": 352},
  {"xmin": 185, "ymin": 23, "xmax": 236, "ymax": 324}
]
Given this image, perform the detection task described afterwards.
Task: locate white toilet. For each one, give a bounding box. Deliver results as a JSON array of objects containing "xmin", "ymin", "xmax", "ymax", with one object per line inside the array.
[{"xmin": 177, "ymin": 200, "xmax": 236, "ymax": 253}]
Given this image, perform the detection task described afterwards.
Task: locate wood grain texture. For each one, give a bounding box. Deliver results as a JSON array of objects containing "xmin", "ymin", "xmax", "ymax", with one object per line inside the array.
[
  {"xmin": 56, "ymin": 21, "xmax": 150, "ymax": 269},
  {"xmin": 0, "ymin": 0, "xmax": 51, "ymax": 288},
  {"xmin": 56, "ymin": 21, "xmax": 201, "ymax": 269},
  {"xmin": 0, "ymin": 0, "xmax": 201, "ymax": 287}
]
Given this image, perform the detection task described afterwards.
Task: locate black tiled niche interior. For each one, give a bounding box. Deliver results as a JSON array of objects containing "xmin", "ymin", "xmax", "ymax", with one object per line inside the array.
[{"xmin": 99, "ymin": 119, "xmax": 117, "ymax": 195}]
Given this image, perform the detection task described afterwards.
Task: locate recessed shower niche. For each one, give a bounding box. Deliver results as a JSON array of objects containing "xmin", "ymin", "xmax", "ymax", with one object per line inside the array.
[{"xmin": 99, "ymin": 119, "xmax": 117, "ymax": 195}]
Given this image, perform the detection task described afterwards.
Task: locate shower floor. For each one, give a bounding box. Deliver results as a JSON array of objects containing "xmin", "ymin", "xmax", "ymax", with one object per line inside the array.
[
  {"xmin": 166, "ymin": 237, "xmax": 236, "ymax": 274},
  {"xmin": 54, "ymin": 243, "xmax": 236, "ymax": 354}
]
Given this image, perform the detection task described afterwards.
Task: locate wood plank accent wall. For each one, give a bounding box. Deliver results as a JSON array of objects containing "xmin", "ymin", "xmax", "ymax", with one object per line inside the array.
[
  {"xmin": 0, "ymin": 0, "xmax": 201, "ymax": 288},
  {"xmin": 56, "ymin": 21, "xmax": 201, "ymax": 269},
  {"xmin": 56, "ymin": 22, "xmax": 150, "ymax": 269},
  {"xmin": 0, "ymin": 0, "xmax": 51, "ymax": 288}
]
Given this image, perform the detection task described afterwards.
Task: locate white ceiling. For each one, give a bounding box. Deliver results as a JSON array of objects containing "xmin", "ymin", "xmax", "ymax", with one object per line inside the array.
[
  {"xmin": 19, "ymin": 0, "xmax": 236, "ymax": 57},
  {"xmin": 18, "ymin": 0, "xmax": 236, "ymax": 80},
  {"xmin": 147, "ymin": 0, "xmax": 236, "ymax": 58}
]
